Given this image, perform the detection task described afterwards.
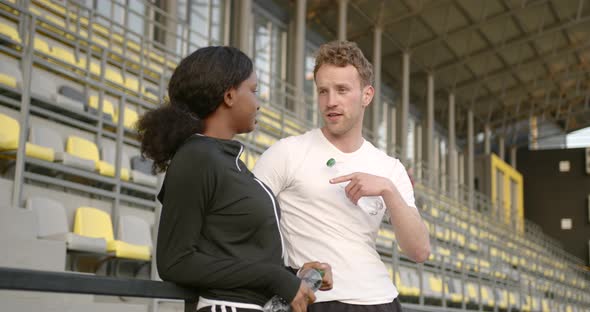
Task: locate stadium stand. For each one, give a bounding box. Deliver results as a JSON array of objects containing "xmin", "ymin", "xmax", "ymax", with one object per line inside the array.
[{"xmin": 0, "ymin": 0, "xmax": 588, "ymax": 312}]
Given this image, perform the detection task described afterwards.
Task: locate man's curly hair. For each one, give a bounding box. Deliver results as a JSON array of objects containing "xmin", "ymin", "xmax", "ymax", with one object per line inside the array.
[{"xmin": 313, "ymin": 40, "xmax": 374, "ymax": 87}]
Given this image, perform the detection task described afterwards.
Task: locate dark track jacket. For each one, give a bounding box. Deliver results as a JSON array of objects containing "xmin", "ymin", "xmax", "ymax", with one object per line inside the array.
[{"xmin": 156, "ymin": 135, "xmax": 300, "ymax": 306}]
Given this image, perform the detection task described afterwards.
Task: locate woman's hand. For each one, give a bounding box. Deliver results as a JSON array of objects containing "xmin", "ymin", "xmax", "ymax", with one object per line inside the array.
[
  {"xmin": 290, "ymin": 281, "xmax": 315, "ymax": 312},
  {"xmin": 300, "ymin": 261, "xmax": 333, "ymax": 291}
]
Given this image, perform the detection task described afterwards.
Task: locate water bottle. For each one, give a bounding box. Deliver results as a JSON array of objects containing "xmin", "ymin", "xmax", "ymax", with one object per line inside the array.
[{"xmin": 262, "ymin": 268, "xmax": 323, "ymax": 312}]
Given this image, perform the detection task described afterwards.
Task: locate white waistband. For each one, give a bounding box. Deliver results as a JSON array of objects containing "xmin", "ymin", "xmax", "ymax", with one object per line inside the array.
[{"xmin": 196, "ymin": 297, "xmax": 264, "ymax": 311}]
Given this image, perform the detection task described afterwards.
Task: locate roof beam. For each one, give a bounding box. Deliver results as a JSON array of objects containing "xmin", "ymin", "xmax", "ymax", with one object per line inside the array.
[
  {"xmin": 433, "ymin": 12, "xmax": 590, "ymax": 73},
  {"xmin": 450, "ymin": 39, "xmax": 590, "ymax": 94},
  {"xmin": 477, "ymin": 66, "xmax": 590, "ymax": 111},
  {"xmin": 383, "ymin": 0, "xmax": 549, "ymax": 59},
  {"xmin": 347, "ymin": 0, "xmax": 454, "ymax": 41}
]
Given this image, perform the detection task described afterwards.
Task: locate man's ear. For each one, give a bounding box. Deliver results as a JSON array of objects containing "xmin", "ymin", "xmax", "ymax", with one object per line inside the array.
[
  {"xmin": 362, "ymin": 85, "xmax": 375, "ymax": 107},
  {"xmin": 223, "ymin": 89, "xmax": 236, "ymax": 108}
]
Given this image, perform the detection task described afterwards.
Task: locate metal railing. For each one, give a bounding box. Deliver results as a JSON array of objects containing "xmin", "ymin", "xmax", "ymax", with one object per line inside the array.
[{"xmin": 0, "ymin": 267, "xmax": 199, "ymax": 312}]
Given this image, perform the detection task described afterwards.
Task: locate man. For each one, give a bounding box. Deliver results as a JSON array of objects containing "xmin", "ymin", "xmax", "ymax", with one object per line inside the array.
[{"xmin": 253, "ymin": 40, "xmax": 430, "ymax": 312}]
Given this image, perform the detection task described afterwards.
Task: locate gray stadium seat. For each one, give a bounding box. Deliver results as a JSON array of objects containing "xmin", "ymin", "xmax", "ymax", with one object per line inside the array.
[
  {"xmin": 100, "ymin": 144, "xmax": 130, "ymax": 181},
  {"xmin": 117, "ymin": 215, "xmax": 152, "ymax": 251},
  {"xmin": 130, "ymin": 155, "xmax": 157, "ymax": 187},
  {"xmin": 26, "ymin": 197, "xmax": 107, "ymax": 254},
  {"xmin": 0, "ymin": 57, "xmax": 22, "ymax": 90},
  {"xmin": 31, "ymin": 70, "xmax": 85, "ymax": 111},
  {"xmin": 56, "ymin": 85, "xmax": 86, "ymax": 111},
  {"xmin": 29, "ymin": 125, "xmax": 63, "ymax": 153},
  {"xmin": 54, "ymin": 136, "xmax": 98, "ymax": 172}
]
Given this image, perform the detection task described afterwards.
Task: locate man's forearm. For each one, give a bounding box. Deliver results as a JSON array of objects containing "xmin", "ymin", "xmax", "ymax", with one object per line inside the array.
[{"xmin": 382, "ymin": 186, "xmax": 431, "ymax": 263}]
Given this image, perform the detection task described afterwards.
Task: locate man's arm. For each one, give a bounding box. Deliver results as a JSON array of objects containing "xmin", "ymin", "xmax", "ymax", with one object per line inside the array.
[{"xmin": 330, "ymin": 169, "xmax": 430, "ymax": 263}]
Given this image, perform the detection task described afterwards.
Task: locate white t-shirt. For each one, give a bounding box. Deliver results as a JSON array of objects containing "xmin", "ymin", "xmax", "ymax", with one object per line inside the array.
[{"xmin": 253, "ymin": 128, "xmax": 416, "ymax": 305}]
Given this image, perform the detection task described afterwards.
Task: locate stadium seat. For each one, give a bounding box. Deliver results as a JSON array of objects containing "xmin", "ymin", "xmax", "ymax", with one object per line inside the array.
[
  {"xmin": 73, "ymin": 206, "xmax": 150, "ymax": 261},
  {"xmin": 27, "ymin": 125, "xmax": 61, "ymax": 162},
  {"xmin": 254, "ymin": 131, "xmax": 277, "ymax": 148},
  {"xmin": 113, "ymin": 105, "xmax": 138, "ymax": 130},
  {"xmin": 481, "ymin": 285, "xmax": 495, "ymax": 307},
  {"xmin": 0, "ymin": 115, "xmax": 55, "ymax": 162},
  {"xmin": 495, "ymin": 288, "xmax": 509, "ymax": 310},
  {"xmin": 27, "ymin": 197, "xmax": 107, "ymax": 254},
  {"xmin": 130, "ymin": 155, "xmax": 158, "ymax": 187},
  {"xmin": 54, "ymin": 135, "xmax": 98, "ymax": 172},
  {"xmin": 88, "ymin": 95, "xmax": 115, "ymax": 121},
  {"xmin": 465, "ymin": 282, "xmax": 478, "ymax": 304},
  {"xmin": 395, "ymin": 267, "xmax": 420, "ymax": 297},
  {"xmin": 142, "ymin": 86, "xmax": 159, "ymax": 102},
  {"xmin": 0, "ymin": 20, "xmax": 21, "ymax": 44},
  {"xmin": 100, "ymin": 144, "xmax": 130, "ymax": 181},
  {"xmin": 376, "ymin": 227, "xmax": 395, "ymax": 251},
  {"xmin": 0, "ymin": 57, "xmax": 22, "ymax": 89},
  {"xmin": 124, "ymin": 76, "xmax": 139, "ymax": 93},
  {"xmin": 31, "ymin": 70, "xmax": 86, "ymax": 112},
  {"xmin": 423, "ymin": 272, "xmax": 442, "ymax": 299},
  {"xmin": 105, "ymin": 67, "xmax": 124, "ymax": 87},
  {"xmin": 57, "ymin": 85, "xmax": 86, "ymax": 111},
  {"xmin": 50, "ymin": 45, "xmax": 77, "ymax": 66},
  {"xmin": 114, "ymin": 215, "xmax": 152, "ymax": 261},
  {"xmin": 444, "ymin": 279, "xmax": 463, "ymax": 303}
]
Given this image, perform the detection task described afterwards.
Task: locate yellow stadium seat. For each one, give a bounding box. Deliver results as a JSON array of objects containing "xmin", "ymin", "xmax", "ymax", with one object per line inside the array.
[
  {"xmin": 126, "ymin": 40, "xmax": 141, "ymax": 52},
  {"xmin": 73, "ymin": 207, "xmax": 112, "ymax": 240},
  {"xmin": 25, "ymin": 142, "xmax": 54, "ymax": 162},
  {"xmin": 0, "ymin": 114, "xmax": 55, "ymax": 161},
  {"xmin": 66, "ymin": 136, "xmax": 99, "ymax": 164},
  {"xmin": 542, "ymin": 299, "xmax": 550, "ymax": 312},
  {"xmin": 481, "ymin": 287, "xmax": 494, "ymax": 307},
  {"xmin": 37, "ymin": 0, "xmax": 67, "ymax": 15},
  {"xmin": 76, "ymin": 57, "xmax": 101, "ymax": 76},
  {"xmin": 0, "ymin": 113, "xmax": 19, "ymax": 151},
  {"xmin": 51, "ymin": 46, "xmax": 76, "ymax": 65},
  {"xmin": 147, "ymin": 62, "xmax": 163, "ymax": 74},
  {"xmin": 105, "ymin": 68, "xmax": 124, "ymax": 86},
  {"xmin": 0, "ymin": 21, "xmax": 21, "ymax": 44},
  {"xmin": 254, "ymin": 132, "xmax": 277, "ymax": 148},
  {"xmin": 96, "ymin": 160, "xmax": 115, "ymax": 177},
  {"xmin": 34, "ymin": 37, "xmax": 51, "ymax": 55},
  {"xmin": 148, "ymin": 51, "xmax": 165, "ymax": 64},
  {"xmin": 124, "ymin": 76, "xmax": 139, "ymax": 92},
  {"xmin": 74, "ymin": 207, "xmax": 150, "ymax": 261},
  {"xmin": 89, "ymin": 95, "xmax": 116, "ymax": 121},
  {"xmin": 113, "ymin": 106, "xmax": 138, "ymax": 130},
  {"xmin": 0, "ymin": 73, "xmax": 17, "ymax": 88},
  {"xmin": 429, "ymin": 275, "xmax": 443, "ymax": 294},
  {"xmin": 466, "ymin": 284, "xmax": 478, "ymax": 302},
  {"xmin": 90, "ymin": 35, "xmax": 108, "ymax": 48},
  {"xmin": 395, "ymin": 271, "xmax": 420, "ymax": 297},
  {"xmin": 107, "ymin": 240, "xmax": 150, "ymax": 261}
]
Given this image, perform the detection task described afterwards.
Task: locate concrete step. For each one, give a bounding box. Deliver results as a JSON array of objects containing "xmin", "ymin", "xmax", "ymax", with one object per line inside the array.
[
  {"xmin": 0, "ymin": 290, "xmax": 94, "ymax": 305},
  {"xmin": 0, "ymin": 237, "xmax": 65, "ymax": 271},
  {"xmin": 0, "ymin": 297, "xmax": 147, "ymax": 312},
  {"xmin": 0, "ymin": 206, "xmax": 37, "ymax": 239}
]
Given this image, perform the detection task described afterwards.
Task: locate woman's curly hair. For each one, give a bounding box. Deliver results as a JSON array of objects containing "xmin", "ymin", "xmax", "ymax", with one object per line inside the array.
[{"xmin": 137, "ymin": 46, "xmax": 253, "ymax": 173}]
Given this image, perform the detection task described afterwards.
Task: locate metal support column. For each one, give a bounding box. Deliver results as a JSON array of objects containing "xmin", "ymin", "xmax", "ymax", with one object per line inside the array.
[
  {"xmin": 338, "ymin": 0, "xmax": 348, "ymax": 41},
  {"xmin": 498, "ymin": 136, "xmax": 505, "ymax": 160},
  {"xmin": 399, "ymin": 52, "xmax": 410, "ymax": 163},
  {"xmin": 484, "ymin": 124, "xmax": 491, "ymax": 155},
  {"xmin": 425, "ymin": 73, "xmax": 434, "ymax": 187},
  {"xmin": 293, "ymin": 0, "xmax": 306, "ymax": 118},
  {"xmin": 373, "ymin": 25, "xmax": 382, "ymax": 146},
  {"xmin": 448, "ymin": 93, "xmax": 457, "ymax": 199},
  {"xmin": 468, "ymin": 109, "xmax": 475, "ymax": 208},
  {"xmin": 238, "ymin": 0, "xmax": 252, "ymax": 56}
]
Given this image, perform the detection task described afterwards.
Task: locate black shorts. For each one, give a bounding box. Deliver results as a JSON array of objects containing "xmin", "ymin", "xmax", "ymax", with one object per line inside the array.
[{"xmin": 308, "ymin": 298, "xmax": 403, "ymax": 312}]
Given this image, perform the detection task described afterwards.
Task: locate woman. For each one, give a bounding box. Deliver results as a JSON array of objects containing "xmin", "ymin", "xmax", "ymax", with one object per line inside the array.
[{"xmin": 137, "ymin": 46, "xmax": 331, "ymax": 312}]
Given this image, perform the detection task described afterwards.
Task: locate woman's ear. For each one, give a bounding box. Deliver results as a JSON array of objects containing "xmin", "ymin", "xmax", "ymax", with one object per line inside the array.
[{"xmin": 223, "ymin": 89, "xmax": 236, "ymax": 108}]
